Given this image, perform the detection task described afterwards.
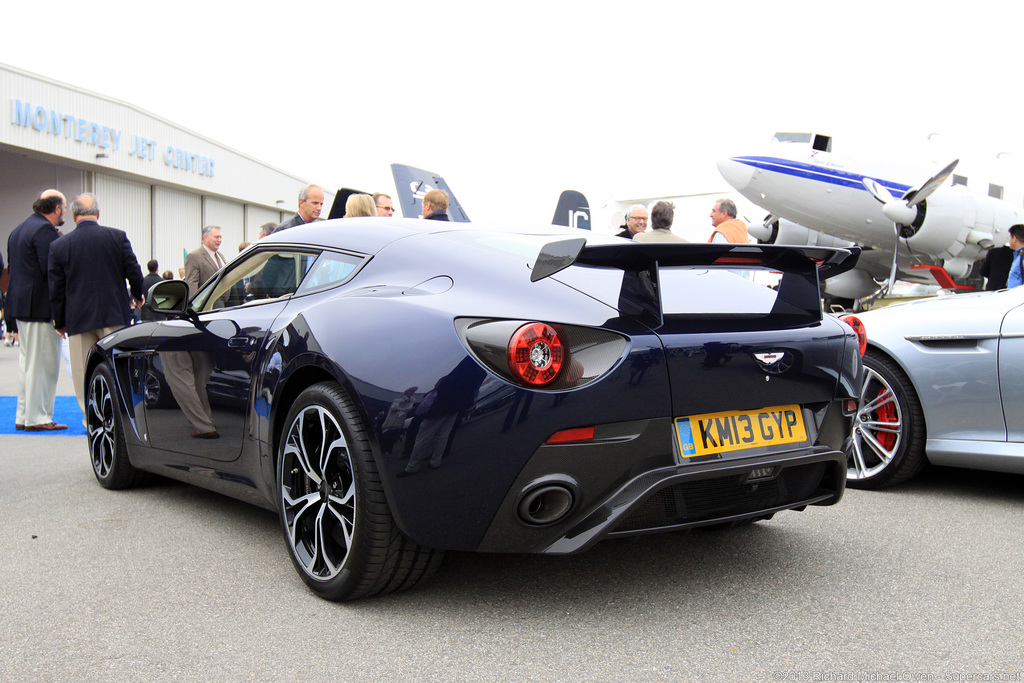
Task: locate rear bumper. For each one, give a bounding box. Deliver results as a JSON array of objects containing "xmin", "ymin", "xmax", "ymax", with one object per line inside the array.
[
  {"xmin": 475, "ymin": 404, "xmax": 849, "ymax": 554},
  {"xmin": 549, "ymin": 448, "xmax": 845, "ymax": 553}
]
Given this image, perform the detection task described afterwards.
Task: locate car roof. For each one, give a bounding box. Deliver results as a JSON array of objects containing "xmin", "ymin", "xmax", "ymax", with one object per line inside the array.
[{"xmin": 257, "ymin": 217, "xmax": 610, "ymax": 256}]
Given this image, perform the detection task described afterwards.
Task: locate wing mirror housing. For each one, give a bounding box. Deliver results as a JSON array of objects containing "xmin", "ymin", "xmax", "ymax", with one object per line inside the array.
[{"xmin": 142, "ymin": 280, "xmax": 191, "ymax": 319}]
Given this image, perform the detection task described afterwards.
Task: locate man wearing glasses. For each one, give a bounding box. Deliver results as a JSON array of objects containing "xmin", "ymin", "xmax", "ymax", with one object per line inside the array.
[
  {"xmin": 615, "ymin": 204, "xmax": 648, "ymax": 239},
  {"xmin": 373, "ymin": 193, "xmax": 395, "ymax": 216}
]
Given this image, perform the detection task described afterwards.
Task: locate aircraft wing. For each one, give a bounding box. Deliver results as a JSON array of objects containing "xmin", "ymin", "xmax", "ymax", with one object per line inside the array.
[{"xmin": 390, "ymin": 164, "xmax": 470, "ymax": 222}]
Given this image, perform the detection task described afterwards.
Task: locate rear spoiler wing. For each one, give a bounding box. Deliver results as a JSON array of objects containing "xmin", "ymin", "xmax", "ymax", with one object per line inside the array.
[{"xmin": 531, "ymin": 239, "xmax": 861, "ymax": 327}]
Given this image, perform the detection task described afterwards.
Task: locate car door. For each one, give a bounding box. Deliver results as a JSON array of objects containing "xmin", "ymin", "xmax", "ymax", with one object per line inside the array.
[
  {"xmin": 143, "ymin": 248, "xmax": 319, "ymax": 460},
  {"xmin": 998, "ymin": 294, "xmax": 1024, "ymax": 443}
]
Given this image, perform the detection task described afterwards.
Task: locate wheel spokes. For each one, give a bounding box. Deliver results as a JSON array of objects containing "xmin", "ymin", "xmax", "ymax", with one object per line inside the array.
[
  {"xmin": 849, "ymin": 367, "xmax": 904, "ymax": 480},
  {"xmin": 87, "ymin": 375, "xmax": 116, "ymax": 478},
  {"xmin": 281, "ymin": 403, "xmax": 356, "ymax": 581}
]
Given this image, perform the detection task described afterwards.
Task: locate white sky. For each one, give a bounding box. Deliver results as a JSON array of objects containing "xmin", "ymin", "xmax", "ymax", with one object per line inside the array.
[{"xmin": 3, "ymin": 0, "xmax": 1022, "ymax": 228}]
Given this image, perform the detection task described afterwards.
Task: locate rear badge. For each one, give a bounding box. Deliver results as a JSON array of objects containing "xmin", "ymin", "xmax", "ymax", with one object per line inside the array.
[{"xmin": 753, "ymin": 351, "xmax": 794, "ymax": 375}]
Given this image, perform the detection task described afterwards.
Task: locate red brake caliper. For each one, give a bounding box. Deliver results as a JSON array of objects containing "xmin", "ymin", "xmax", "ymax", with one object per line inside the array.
[{"xmin": 874, "ymin": 388, "xmax": 896, "ymax": 450}]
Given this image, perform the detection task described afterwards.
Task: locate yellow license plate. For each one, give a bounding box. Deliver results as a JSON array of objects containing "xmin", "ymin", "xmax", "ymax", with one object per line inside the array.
[{"xmin": 674, "ymin": 404, "xmax": 807, "ymax": 457}]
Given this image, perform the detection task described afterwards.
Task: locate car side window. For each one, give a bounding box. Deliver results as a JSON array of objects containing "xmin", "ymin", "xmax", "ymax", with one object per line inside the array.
[
  {"xmin": 196, "ymin": 249, "xmax": 319, "ymax": 312},
  {"xmin": 296, "ymin": 251, "xmax": 364, "ymax": 294}
]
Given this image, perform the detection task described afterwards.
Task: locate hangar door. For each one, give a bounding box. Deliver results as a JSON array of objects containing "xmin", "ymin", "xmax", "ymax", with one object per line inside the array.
[
  {"xmin": 203, "ymin": 197, "xmax": 244, "ymax": 257},
  {"xmin": 94, "ymin": 174, "xmax": 151, "ymax": 263},
  {"xmin": 153, "ymin": 187, "xmax": 202, "ymax": 278},
  {"xmin": 245, "ymin": 204, "xmax": 282, "ymax": 242}
]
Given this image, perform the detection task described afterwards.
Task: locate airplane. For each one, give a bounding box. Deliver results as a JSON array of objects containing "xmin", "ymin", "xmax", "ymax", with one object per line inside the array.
[
  {"xmin": 390, "ymin": 163, "xmax": 470, "ymax": 222},
  {"xmin": 716, "ymin": 132, "xmax": 1024, "ymax": 304}
]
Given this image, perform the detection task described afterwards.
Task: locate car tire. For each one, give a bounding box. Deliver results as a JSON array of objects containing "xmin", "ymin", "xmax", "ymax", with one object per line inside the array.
[
  {"xmin": 87, "ymin": 363, "xmax": 148, "ymax": 489},
  {"xmin": 847, "ymin": 350, "xmax": 927, "ymax": 489},
  {"xmin": 278, "ymin": 381, "xmax": 442, "ymax": 601}
]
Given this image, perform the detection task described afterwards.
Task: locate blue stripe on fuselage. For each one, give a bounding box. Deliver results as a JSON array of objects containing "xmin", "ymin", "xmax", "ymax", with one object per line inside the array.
[{"xmin": 732, "ymin": 156, "xmax": 912, "ymax": 195}]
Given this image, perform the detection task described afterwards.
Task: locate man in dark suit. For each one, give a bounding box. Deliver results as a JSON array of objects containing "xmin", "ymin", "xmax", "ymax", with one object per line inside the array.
[
  {"xmin": 981, "ymin": 228, "xmax": 1023, "ymax": 291},
  {"xmin": 421, "ymin": 189, "xmax": 451, "ymax": 221},
  {"xmin": 271, "ymin": 184, "xmax": 324, "ymax": 233},
  {"xmin": 183, "ymin": 225, "xmax": 225, "ymax": 294},
  {"xmin": 6, "ymin": 189, "xmax": 67, "ymax": 431},
  {"xmin": 140, "ymin": 259, "xmax": 164, "ymax": 321},
  {"xmin": 49, "ymin": 193, "xmax": 144, "ymax": 418}
]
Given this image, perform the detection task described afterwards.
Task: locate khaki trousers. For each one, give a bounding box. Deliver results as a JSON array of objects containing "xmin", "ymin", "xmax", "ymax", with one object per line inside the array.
[
  {"xmin": 16, "ymin": 321, "xmax": 62, "ymax": 427},
  {"xmin": 69, "ymin": 327, "xmax": 122, "ymax": 423}
]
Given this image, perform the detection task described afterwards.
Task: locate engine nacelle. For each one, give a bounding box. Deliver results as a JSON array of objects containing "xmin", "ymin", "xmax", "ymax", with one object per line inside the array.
[
  {"xmin": 756, "ymin": 217, "xmax": 857, "ymax": 249},
  {"xmin": 904, "ymin": 185, "xmax": 1024, "ymax": 262}
]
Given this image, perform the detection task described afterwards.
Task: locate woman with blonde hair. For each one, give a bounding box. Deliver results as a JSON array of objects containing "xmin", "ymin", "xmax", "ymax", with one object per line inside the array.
[{"xmin": 345, "ymin": 194, "xmax": 377, "ymax": 218}]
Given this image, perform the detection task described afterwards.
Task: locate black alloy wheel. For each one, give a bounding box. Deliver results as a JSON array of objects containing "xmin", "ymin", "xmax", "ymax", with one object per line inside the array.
[
  {"xmin": 87, "ymin": 363, "xmax": 147, "ymax": 489},
  {"xmin": 277, "ymin": 381, "xmax": 442, "ymax": 601}
]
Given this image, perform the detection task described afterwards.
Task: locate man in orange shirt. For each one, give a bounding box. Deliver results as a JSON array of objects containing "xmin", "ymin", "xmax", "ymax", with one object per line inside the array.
[{"xmin": 708, "ymin": 198, "xmax": 749, "ymax": 244}]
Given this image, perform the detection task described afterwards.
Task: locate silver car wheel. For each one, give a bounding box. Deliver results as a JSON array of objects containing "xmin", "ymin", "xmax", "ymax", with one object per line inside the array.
[
  {"xmin": 280, "ymin": 404, "xmax": 357, "ymax": 581},
  {"xmin": 849, "ymin": 365, "xmax": 903, "ymax": 481},
  {"xmin": 88, "ymin": 371, "xmax": 117, "ymax": 480}
]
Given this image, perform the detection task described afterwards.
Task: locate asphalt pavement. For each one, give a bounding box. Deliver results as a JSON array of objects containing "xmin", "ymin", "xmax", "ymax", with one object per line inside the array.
[{"xmin": 1, "ymin": 342, "xmax": 1022, "ymax": 682}]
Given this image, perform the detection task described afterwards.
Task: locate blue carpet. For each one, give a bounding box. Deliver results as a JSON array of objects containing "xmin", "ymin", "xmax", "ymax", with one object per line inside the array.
[{"xmin": 0, "ymin": 396, "xmax": 86, "ymax": 436}]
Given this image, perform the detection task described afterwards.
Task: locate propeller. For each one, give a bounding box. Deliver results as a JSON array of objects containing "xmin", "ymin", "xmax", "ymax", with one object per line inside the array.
[{"xmin": 862, "ymin": 159, "xmax": 959, "ymax": 295}]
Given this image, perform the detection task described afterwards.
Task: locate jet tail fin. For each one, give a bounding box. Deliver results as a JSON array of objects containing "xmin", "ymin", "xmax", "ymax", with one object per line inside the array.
[
  {"xmin": 390, "ymin": 164, "xmax": 470, "ymax": 222},
  {"xmin": 551, "ymin": 190, "xmax": 590, "ymax": 230}
]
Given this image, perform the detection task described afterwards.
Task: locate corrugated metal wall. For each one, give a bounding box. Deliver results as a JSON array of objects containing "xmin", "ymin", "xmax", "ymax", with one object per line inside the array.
[
  {"xmin": 203, "ymin": 197, "xmax": 244, "ymax": 256},
  {"xmin": 245, "ymin": 205, "xmax": 283, "ymax": 241},
  {"xmin": 94, "ymin": 174, "xmax": 152, "ymax": 262},
  {"xmin": 153, "ymin": 186, "xmax": 202, "ymax": 278},
  {"xmin": 0, "ymin": 152, "xmax": 83, "ymax": 244}
]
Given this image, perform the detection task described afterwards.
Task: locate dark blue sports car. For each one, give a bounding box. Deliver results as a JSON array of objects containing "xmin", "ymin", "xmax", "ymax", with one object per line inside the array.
[{"xmin": 85, "ymin": 218, "xmax": 863, "ymax": 600}]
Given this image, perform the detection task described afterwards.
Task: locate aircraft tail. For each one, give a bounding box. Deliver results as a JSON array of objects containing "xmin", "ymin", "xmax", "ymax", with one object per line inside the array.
[
  {"xmin": 551, "ymin": 190, "xmax": 590, "ymax": 230},
  {"xmin": 390, "ymin": 164, "xmax": 470, "ymax": 222},
  {"xmin": 327, "ymin": 188, "xmax": 371, "ymax": 219}
]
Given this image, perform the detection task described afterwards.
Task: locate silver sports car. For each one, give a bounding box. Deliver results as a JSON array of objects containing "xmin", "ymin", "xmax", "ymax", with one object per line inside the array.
[{"xmin": 843, "ymin": 287, "xmax": 1024, "ymax": 489}]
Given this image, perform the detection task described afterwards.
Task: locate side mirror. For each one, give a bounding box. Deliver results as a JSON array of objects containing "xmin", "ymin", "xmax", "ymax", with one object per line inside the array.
[{"xmin": 143, "ymin": 280, "xmax": 190, "ymax": 318}]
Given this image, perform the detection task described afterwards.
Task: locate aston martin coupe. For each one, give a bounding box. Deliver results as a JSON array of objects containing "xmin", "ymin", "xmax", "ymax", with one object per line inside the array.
[
  {"xmin": 844, "ymin": 287, "xmax": 1024, "ymax": 488},
  {"xmin": 85, "ymin": 218, "xmax": 863, "ymax": 600}
]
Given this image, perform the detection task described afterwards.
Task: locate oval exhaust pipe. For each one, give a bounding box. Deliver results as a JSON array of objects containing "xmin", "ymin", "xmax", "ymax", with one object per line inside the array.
[{"xmin": 517, "ymin": 484, "xmax": 575, "ymax": 526}]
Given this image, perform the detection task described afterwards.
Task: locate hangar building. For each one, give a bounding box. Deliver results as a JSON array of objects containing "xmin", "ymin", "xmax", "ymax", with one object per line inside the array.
[{"xmin": 1, "ymin": 63, "xmax": 331, "ymax": 279}]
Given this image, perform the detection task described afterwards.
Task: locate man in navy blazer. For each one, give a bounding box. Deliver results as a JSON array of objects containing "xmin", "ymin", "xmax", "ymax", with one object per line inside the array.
[
  {"xmin": 6, "ymin": 190, "xmax": 67, "ymax": 431},
  {"xmin": 48, "ymin": 193, "xmax": 144, "ymax": 419}
]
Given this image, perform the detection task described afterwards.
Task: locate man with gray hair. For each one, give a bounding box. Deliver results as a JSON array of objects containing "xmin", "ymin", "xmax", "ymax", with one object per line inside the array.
[
  {"xmin": 183, "ymin": 225, "xmax": 225, "ymax": 294},
  {"xmin": 708, "ymin": 197, "xmax": 749, "ymax": 244},
  {"xmin": 258, "ymin": 221, "xmax": 278, "ymax": 239},
  {"xmin": 6, "ymin": 189, "xmax": 67, "ymax": 431},
  {"xmin": 273, "ymin": 184, "xmax": 324, "ymax": 233},
  {"xmin": 615, "ymin": 204, "xmax": 648, "ymax": 239},
  {"xmin": 48, "ymin": 193, "xmax": 144, "ymax": 419}
]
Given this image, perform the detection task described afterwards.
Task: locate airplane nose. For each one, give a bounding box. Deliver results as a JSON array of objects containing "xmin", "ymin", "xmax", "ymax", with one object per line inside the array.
[{"xmin": 717, "ymin": 157, "xmax": 755, "ymax": 192}]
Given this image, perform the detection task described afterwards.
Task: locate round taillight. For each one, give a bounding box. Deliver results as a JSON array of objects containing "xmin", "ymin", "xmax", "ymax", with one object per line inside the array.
[
  {"xmin": 840, "ymin": 314, "xmax": 867, "ymax": 357},
  {"xmin": 507, "ymin": 323, "xmax": 566, "ymax": 387}
]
